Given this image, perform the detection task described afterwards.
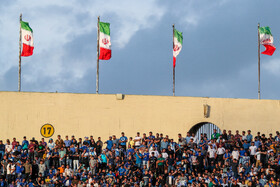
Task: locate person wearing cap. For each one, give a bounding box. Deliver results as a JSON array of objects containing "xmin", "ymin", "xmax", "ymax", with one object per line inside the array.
[
  {"xmin": 47, "ymin": 138, "xmax": 55, "ymax": 151},
  {"xmin": 83, "ymin": 137, "xmax": 90, "ymax": 145}
]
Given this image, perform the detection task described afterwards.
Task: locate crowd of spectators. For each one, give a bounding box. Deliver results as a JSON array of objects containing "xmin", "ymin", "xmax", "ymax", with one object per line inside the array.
[{"xmin": 0, "ymin": 129, "xmax": 280, "ymax": 187}]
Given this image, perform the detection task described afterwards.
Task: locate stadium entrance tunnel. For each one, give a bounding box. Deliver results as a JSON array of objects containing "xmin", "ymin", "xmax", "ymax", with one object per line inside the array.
[{"xmin": 189, "ymin": 122, "xmax": 222, "ymax": 141}]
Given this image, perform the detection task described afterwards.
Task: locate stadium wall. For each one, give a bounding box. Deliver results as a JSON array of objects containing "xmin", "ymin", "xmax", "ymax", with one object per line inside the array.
[{"xmin": 0, "ymin": 91, "xmax": 279, "ymax": 141}]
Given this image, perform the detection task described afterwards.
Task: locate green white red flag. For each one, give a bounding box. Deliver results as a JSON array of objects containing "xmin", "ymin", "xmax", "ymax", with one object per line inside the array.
[
  {"xmin": 99, "ymin": 22, "xmax": 111, "ymax": 60},
  {"xmin": 259, "ymin": 26, "xmax": 276, "ymax": 56},
  {"xmin": 173, "ymin": 28, "xmax": 183, "ymax": 67},
  {"xmin": 21, "ymin": 21, "xmax": 34, "ymax": 57}
]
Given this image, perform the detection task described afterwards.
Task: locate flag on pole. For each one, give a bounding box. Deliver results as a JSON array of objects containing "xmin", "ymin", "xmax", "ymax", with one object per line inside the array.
[
  {"xmin": 173, "ymin": 29, "xmax": 183, "ymax": 67},
  {"xmin": 21, "ymin": 21, "xmax": 34, "ymax": 57},
  {"xmin": 259, "ymin": 26, "xmax": 276, "ymax": 56},
  {"xmin": 99, "ymin": 22, "xmax": 111, "ymax": 60}
]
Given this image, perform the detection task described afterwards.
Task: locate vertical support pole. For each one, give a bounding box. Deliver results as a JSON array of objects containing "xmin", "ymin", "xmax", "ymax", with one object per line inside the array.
[
  {"xmin": 173, "ymin": 24, "xmax": 175, "ymax": 96},
  {"xmin": 258, "ymin": 23, "xmax": 260, "ymax": 99},
  {"xmin": 19, "ymin": 14, "xmax": 22, "ymax": 92},
  {"xmin": 96, "ymin": 16, "xmax": 100, "ymax": 94},
  {"xmin": 173, "ymin": 66, "xmax": 175, "ymax": 96}
]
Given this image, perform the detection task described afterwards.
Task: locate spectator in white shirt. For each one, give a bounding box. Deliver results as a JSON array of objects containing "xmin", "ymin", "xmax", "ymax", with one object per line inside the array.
[
  {"xmin": 161, "ymin": 149, "xmax": 168, "ymax": 160},
  {"xmin": 207, "ymin": 144, "xmax": 216, "ymax": 164},
  {"xmin": 217, "ymin": 144, "xmax": 226, "ymax": 163},
  {"xmin": 64, "ymin": 165, "xmax": 73, "ymax": 177},
  {"xmin": 249, "ymin": 142, "xmax": 257, "ymax": 163},
  {"xmin": 134, "ymin": 132, "xmax": 142, "ymax": 148},
  {"xmin": 231, "ymin": 147, "xmax": 240, "ymax": 161}
]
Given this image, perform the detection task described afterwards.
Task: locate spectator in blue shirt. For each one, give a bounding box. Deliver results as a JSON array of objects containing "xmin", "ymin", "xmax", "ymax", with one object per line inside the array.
[
  {"xmin": 148, "ymin": 132, "xmax": 155, "ymax": 143},
  {"xmin": 21, "ymin": 136, "xmax": 29, "ymax": 151},
  {"xmin": 135, "ymin": 149, "xmax": 142, "ymax": 168},
  {"xmin": 105, "ymin": 137, "xmax": 113, "ymax": 151},
  {"xmin": 160, "ymin": 138, "xmax": 169, "ymax": 151},
  {"xmin": 117, "ymin": 165, "xmax": 126, "ymax": 176},
  {"xmin": 246, "ymin": 130, "xmax": 253, "ymax": 143},
  {"xmin": 186, "ymin": 132, "xmax": 192, "ymax": 144},
  {"xmin": 126, "ymin": 144, "xmax": 134, "ymax": 156},
  {"xmin": 15, "ymin": 161, "xmax": 24, "ymax": 178},
  {"xmin": 64, "ymin": 136, "xmax": 71, "ymax": 147},
  {"xmin": 243, "ymin": 140, "xmax": 250, "ymax": 151},
  {"xmin": 0, "ymin": 140, "xmax": 5, "ymax": 160},
  {"xmin": 119, "ymin": 132, "xmax": 128, "ymax": 150}
]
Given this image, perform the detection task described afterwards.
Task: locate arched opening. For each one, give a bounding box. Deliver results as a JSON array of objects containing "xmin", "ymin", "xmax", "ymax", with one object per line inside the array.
[{"xmin": 189, "ymin": 122, "xmax": 222, "ymax": 142}]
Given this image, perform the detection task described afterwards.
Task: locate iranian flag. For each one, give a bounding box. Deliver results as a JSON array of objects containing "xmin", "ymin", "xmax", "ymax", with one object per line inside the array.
[
  {"xmin": 21, "ymin": 21, "xmax": 34, "ymax": 57},
  {"xmin": 173, "ymin": 29, "xmax": 183, "ymax": 67},
  {"xmin": 259, "ymin": 26, "xmax": 276, "ymax": 56},
  {"xmin": 99, "ymin": 22, "xmax": 111, "ymax": 60}
]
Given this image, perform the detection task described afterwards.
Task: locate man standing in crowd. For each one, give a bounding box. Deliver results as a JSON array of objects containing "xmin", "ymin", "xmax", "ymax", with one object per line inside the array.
[
  {"xmin": 134, "ymin": 132, "xmax": 141, "ymax": 148},
  {"xmin": 119, "ymin": 132, "xmax": 128, "ymax": 151},
  {"xmin": 55, "ymin": 135, "xmax": 64, "ymax": 149},
  {"xmin": 211, "ymin": 129, "xmax": 220, "ymax": 140}
]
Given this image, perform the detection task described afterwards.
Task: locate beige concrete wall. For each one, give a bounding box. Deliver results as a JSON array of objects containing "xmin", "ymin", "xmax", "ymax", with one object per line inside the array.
[{"xmin": 0, "ymin": 91, "xmax": 279, "ymax": 141}]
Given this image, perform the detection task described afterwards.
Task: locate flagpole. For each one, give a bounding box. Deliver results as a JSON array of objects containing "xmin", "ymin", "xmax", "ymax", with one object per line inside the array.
[
  {"xmin": 258, "ymin": 23, "xmax": 260, "ymax": 99},
  {"xmin": 173, "ymin": 24, "xmax": 175, "ymax": 96},
  {"xmin": 96, "ymin": 16, "xmax": 100, "ymax": 94},
  {"xmin": 19, "ymin": 13, "xmax": 22, "ymax": 92}
]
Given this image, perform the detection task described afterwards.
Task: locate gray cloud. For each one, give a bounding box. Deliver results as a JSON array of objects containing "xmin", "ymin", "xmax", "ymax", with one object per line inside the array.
[{"xmin": 0, "ymin": 0, "xmax": 280, "ymax": 100}]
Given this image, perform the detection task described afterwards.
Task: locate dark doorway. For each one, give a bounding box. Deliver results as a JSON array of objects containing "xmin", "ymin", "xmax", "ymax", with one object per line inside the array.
[{"xmin": 189, "ymin": 122, "xmax": 221, "ymax": 142}]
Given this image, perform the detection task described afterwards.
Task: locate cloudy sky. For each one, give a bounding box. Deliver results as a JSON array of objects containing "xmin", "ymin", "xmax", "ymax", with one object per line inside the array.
[{"xmin": 1, "ymin": 0, "xmax": 280, "ymax": 100}]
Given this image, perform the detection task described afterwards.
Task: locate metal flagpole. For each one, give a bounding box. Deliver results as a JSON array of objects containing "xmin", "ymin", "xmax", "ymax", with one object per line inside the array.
[
  {"xmin": 258, "ymin": 23, "xmax": 260, "ymax": 99},
  {"xmin": 19, "ymin": 13, "xmax": 22, "ymax": 92},
  {"xmin": 173, "ymin": 24, "xmax": 175, "ymax": 96},
  {"xmin": 96, "ymin": 16, "xmax": 100, "ymax": 94}
]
